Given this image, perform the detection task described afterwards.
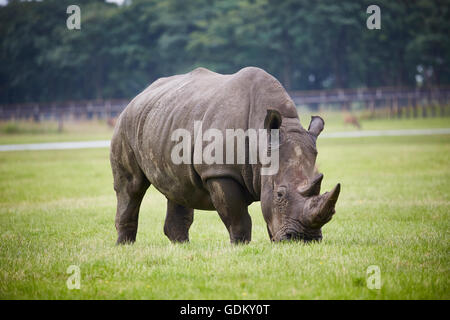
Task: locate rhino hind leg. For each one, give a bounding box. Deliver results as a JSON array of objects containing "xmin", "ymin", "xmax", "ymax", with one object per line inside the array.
[
  {"xmin": 206, "ymin": 178, "xmax": 252, "ymax": 244},
  {"xmin": 111, "ymin": 138, "xmax": 150, "ymax": 245},
  {"xmin": 163, "ymin": 200, "xmax": 194, "ymax": 243}
]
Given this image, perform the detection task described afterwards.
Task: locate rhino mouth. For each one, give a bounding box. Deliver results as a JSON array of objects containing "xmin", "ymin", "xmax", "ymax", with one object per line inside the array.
[
  {"xmin": 272, "ymin": 219, "xmax": 322, "ymax": 243},
  {"xmin": 280, "ymin": 232, "xmax": 322, "ymax": 243}
]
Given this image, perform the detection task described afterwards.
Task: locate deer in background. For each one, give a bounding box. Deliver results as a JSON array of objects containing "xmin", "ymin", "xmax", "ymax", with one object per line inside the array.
[{"xmin": 343, "ymin": 110, "xmax": 361, "ymax": 129}]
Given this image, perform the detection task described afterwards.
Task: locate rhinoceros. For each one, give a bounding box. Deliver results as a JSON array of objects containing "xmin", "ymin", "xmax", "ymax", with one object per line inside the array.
[{"xmin": 110, "ymin": 67, "xmax": 340, "ymax": 244}]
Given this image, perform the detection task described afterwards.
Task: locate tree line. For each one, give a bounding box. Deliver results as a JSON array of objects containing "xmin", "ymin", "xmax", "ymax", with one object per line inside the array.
[{"xmin": 0, "ymin": 0, "xmax": 449, "ymax": 104}]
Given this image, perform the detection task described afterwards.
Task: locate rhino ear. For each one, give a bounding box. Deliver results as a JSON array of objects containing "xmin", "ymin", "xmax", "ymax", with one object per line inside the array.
[
  {"xmin": 308, "ymin": 116, "xmax": 324, "ymax": 138},
  {"xmin": 264, "ymin": 109, "xmax": 282, "ymax": 130}
]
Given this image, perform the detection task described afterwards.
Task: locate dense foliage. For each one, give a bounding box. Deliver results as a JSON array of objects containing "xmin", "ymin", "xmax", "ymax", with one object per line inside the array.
[{"xmin": 0, "ymin": 0, "xmax": 449, "ymax": 103}]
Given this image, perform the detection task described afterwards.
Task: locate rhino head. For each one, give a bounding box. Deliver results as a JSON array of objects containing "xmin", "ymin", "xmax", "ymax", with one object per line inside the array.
[{"xmin": 260, "ymin": 110, "xmax": 341, "ymax": 242}]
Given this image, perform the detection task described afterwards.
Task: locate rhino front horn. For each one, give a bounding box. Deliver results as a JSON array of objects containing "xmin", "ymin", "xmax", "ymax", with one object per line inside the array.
[{"xmin": 311, "ymin": 183, "xmax": 341, "ymax": 228}]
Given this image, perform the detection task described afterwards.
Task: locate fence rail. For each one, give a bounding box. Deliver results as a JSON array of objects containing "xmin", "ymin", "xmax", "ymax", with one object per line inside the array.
[
  {"xmin": 1, "ymin": 86, "xmax": 449, "ymax": 121},
  {"xmin": 291, "ymin": 85, "xmax": 450, "ymax": 108},
  {"xmin": 0, "ymin": 99, "xmax": 129, "ymax": 121}
]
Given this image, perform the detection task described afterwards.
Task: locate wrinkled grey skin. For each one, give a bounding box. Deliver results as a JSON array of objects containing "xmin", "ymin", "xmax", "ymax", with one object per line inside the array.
[{"xmin": 110, "ymin": 67, "xmax": 340, "ymax": 244}]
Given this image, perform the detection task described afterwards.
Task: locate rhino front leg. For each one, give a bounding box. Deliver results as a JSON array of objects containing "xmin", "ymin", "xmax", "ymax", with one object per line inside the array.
[
  {"xmin": 206, "ymin": 178, "xmax": 252, "ymax": 244},
  {"xmin": 164, "ymin": 200, "xmax": 194, "ymax": 243}
]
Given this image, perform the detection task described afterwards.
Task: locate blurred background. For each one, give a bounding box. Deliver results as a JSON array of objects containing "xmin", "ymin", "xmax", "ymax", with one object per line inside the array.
[{"xmin": 0, "ymin": 0, "xmax": 449, "ymax": 135}]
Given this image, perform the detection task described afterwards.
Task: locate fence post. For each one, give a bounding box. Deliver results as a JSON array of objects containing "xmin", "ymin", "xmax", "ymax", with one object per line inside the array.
[
  {"xmin": 33, "ymin": 104, "xmax": 40, "ymax": 122},
  {"xmin": 412, "ymin": 97, "xmax": 418, "ymax": 118},
  {"xmin": 58, "ymin": 108, "xmax": 64, "ymax": 133}
]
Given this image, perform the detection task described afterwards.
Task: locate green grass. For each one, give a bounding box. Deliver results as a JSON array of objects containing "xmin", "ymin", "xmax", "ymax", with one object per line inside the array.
[
  {"xmin": 0, "ymin": 120, "xmax": 113, "ymax": 145},
  {"xmin": 0, "ymin": 133, "xmax": 449, "ymax": 299},
  {"xmin": 298, "ymin": 109, "xmax": 450, "ymax": 132}
]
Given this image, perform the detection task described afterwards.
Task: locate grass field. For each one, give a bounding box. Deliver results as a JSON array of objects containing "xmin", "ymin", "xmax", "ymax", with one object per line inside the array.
[
  {"xmin": 0, "ymin": 120, "xmax": 113, "ymax": 145},
  {"xmin": 0, "ymin": 116, "xmax": 449, "ymax": 299}
]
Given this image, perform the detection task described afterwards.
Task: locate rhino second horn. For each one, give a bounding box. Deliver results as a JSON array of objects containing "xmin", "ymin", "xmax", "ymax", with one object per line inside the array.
[
  {"xmin": 298, "ymin": 173, "xmax": 323, "ymax": 197},
  {"xmin": 312, "ymin": 183, "xmax": 341, "ymax": 227}
]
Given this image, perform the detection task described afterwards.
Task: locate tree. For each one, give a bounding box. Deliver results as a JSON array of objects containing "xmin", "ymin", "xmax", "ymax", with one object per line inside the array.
[{"xmin": 0, "ymin": 0, "xmax": 448, "ymax": 104}]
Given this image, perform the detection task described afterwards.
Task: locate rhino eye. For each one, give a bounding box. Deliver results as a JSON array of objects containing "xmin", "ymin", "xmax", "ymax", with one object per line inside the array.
[{"xmin": 276, "ymin": 186, "xmax": 287, "ymax": 199}]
